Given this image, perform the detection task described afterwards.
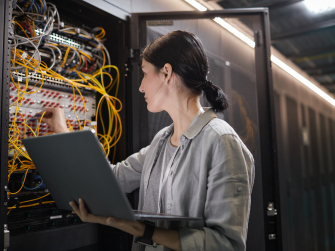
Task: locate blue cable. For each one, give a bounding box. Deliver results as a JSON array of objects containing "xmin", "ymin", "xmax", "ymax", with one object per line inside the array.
[
  {"xmin": 74, "ymin": 49, "xmax": 79, "ymax": 62},
  {"xmin": 34, "ymin": 20, "xmax": 45, "ymax": 26},
  {"xmin": 27, "ymin": 0, "xmax": 34, "ymax": 12},
  {"xmin": 21, "ymin": 174, "xmax": 44, "ymax": 191},
  {"xmin": 90, "ymin": 41, "xmax": 98, "ymax": 45},
  {"xmin": 77, "ymin": 35, "xmax": 90, "ymax": 41},
  {"xmin": 35, "ymin": 2, "xmax": 41, "ymax": 14},
  {"xmin": 42, "ymin": 0, "xmax": 46, "ymax": 14}
]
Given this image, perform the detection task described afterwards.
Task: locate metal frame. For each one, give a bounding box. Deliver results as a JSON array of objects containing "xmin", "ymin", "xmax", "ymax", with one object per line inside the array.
[
  {"xmin": 1, "ymin": 0, "xmax": 12, "ymax": 249},
  {"xmin": 130, "ymin": 9, "xmax": 281, "ymax": 251}
]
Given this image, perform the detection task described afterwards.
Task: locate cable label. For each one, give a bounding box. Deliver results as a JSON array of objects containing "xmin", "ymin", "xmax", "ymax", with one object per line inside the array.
[{"xmin": 50, "ymin": 215, "xmax": 62, "ymax": 219}]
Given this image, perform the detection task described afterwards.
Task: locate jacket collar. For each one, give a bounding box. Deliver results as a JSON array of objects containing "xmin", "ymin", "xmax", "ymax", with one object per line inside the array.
[{"xmin": 162, "ymin": 107, "xmax": 217, "ymax": 140}]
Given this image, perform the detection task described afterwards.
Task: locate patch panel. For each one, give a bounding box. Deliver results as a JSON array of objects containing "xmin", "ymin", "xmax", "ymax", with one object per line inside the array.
[
  {"xmin": 35, "ymin": 29, "xmax": 84, "ymax": 49},
  {"xmin": 12, "ymin": 71, "xmax": 86, "ymax": 87},
  {"xmin": 9, "ymin": 83, "xmax": 95, "ymax": 117},
  {"xmin": 8, "ymin": 82, "xmax": 96, "ymax": 150}
]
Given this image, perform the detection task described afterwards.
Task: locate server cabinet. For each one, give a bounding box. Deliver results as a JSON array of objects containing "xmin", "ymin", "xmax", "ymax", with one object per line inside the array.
[
  {"xmin": 1, "ymin": 0, "xmax": 132, "ymax": 250},
  {"xmin": 129, "ymin": 10, "xmax": 280, "ymax": 251},
  {"xmin": 0, "ymin": 2, "xmax": 280, "ymax": 251}
]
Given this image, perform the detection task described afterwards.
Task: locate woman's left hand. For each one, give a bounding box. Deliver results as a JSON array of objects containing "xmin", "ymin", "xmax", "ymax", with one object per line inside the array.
[{"xmin": 69, "ymin": 199, "xmax": 145, "ymax": 237}]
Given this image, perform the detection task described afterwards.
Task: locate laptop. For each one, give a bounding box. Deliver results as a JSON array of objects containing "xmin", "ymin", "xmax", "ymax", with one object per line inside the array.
[{"xmin": 22, "ymin": 130, "xmax": 201, "ymax": 222}]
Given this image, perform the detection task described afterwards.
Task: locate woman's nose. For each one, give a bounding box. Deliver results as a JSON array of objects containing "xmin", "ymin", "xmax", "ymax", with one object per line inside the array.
[{"xmin": 139, "ymin": 82, "xmax": 144, "ymax": 93}]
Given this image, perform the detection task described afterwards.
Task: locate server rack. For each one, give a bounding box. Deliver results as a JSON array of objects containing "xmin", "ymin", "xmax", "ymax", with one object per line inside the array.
[
  {"xmin": 272, "ymin": 61, "xmax": 335, "ymax": 251},
  {"xmin": 2, "ymin": 0, "xmax": 132, "ymax": 250},
  {"xmin": 0, "ymin": 1, "xmax": 280, "ymax": 250}
]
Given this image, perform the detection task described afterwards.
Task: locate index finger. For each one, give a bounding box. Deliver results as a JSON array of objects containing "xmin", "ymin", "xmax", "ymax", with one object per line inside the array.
[
  {"xmin": 69, "ymin": 201, "xmax": 80, "ymax": 215},
  {"xmin": 79, "ymin": 198, "xmax": 88, "ymax": 214},
  {"xmin": 35, "ymin": 108, "xmax": 53, "ymax": 118}
]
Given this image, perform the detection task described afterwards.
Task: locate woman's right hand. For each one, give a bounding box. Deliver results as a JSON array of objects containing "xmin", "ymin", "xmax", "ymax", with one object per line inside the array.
[{"xmin": 36, "ymin": 108, "xmax": 70, "ymax": 134}]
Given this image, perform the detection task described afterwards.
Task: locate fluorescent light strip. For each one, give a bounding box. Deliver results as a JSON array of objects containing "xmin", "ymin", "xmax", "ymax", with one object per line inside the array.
[
  {"xmin": 185, "ymin": 0, "xmax": 207, "ymax": 11},
  {"xmin": 214, "ymin": 17, "xmax": 255, "ymax": 48},
  {"xmin": 271, "ymin": 55, "xmax": 335, "ymax": 106}
]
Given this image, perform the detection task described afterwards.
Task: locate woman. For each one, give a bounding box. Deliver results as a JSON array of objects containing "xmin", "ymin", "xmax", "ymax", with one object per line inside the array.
[{"xmin": 40, "ymin": 30, "xmax": 254, "ymax": 251}]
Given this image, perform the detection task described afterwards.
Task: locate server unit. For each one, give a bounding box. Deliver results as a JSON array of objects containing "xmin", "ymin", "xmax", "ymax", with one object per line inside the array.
[{"xmin": 0, "ymin": 1, "xmax": 280, "ymax": 250}]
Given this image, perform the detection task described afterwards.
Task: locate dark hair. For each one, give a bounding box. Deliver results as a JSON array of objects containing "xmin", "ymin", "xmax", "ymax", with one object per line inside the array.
[{"xmin": 141, "ymin": 30, "xmax": 228, "ymax": 113}]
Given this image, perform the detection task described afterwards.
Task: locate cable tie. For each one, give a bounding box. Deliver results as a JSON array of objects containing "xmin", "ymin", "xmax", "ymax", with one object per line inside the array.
[
  {"xmin": 22, "ymin": 147, "xmax": 26, "ymax": 152},
  {"xmin": 18, "ymin": 76, "xmax": 22, "ymax": 82},
  {"xmin": 21, "ymin": 52, "xmax": 27, "ymax": 59},
  {"xmin": 16, "ymin": 201, "xmax": 20, "ymax": 209},
  {"xmin": 39, "ymin": 199, "xmax": 43, "ymax": 205},
  {"xmin": 90, "ymin": 121, "xmax": 97, "ymax": 126}
]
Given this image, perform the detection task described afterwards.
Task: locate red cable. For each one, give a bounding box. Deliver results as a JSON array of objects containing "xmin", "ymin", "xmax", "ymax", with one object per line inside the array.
[
  {"xmin": 80, "ymin": 57, "xmax": 88, "ymax": 72},
  {"xmin": 20, "ymin": 23, "xmax": 32, "ymax": 38},
  {"xmin": 85, "ymin": 59, "xmax": 95, "ymax": 73},
  {"xmin": 26, "ymin": 21, "xmax": 34, "ymax": 38}
]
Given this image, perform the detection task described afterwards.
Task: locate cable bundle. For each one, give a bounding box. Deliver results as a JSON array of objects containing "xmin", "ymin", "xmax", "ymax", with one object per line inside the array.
[{"xmin": 8, "ymin": 0, "xmax": 122, "ymax": 213}]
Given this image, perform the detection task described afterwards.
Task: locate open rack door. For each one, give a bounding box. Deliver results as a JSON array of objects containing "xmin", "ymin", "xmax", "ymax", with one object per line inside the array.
[{"xmin": 129, "ymin": 9, "xmax": 280, "ymax": 251}]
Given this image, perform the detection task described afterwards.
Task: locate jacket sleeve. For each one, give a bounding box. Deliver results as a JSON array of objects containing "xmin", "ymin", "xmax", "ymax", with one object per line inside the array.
[
  {"xmin": 178, "ymin": 134, "xmax": 254, "ymax": 251},
  {"xmin": 111, "ymin": 145, "xmax": 149, "ymax": 193}
]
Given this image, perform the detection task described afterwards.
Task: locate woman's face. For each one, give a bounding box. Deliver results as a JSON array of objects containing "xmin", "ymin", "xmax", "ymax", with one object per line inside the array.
[{"xmin": 139, "ymin": 59, "xmax": 169, "ymax": 113}]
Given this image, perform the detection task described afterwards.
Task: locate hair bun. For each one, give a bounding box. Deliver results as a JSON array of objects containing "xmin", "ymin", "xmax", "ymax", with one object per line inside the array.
[
  {"xmin": 202, "ymin": 81, "xmax": 229, "ymax": 113},
  {"xmin": 202, "ymin": 80, "xmax": 212, "ymax": 90}
]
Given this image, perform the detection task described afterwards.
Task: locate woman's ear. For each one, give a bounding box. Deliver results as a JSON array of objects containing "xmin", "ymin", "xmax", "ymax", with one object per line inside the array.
[{"xmin": 162, "ymin": 63, "xmax": 173, "ymax": 83}]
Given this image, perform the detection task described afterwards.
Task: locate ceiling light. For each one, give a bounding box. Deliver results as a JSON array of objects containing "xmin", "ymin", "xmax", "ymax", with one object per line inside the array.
[
  {"xmin": 304, "ymin": 0, "xmax": 335, "ymax": 13},
  {"xmin": 213, "ymin": 17, "xmax": 255, "ymax": 48},
  {"xmin": 185, "ymin": 0, "xmax": 207, "ymax": 11},
  {"xmin": 271, "ymin": 55, "xmax": 335, "ymax": 106}
]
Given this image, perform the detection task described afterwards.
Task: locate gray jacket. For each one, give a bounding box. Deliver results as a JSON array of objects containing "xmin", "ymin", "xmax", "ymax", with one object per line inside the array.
[{"xmin": 112, "ymin": 108, "xmax": 255, "ymax": 251}]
